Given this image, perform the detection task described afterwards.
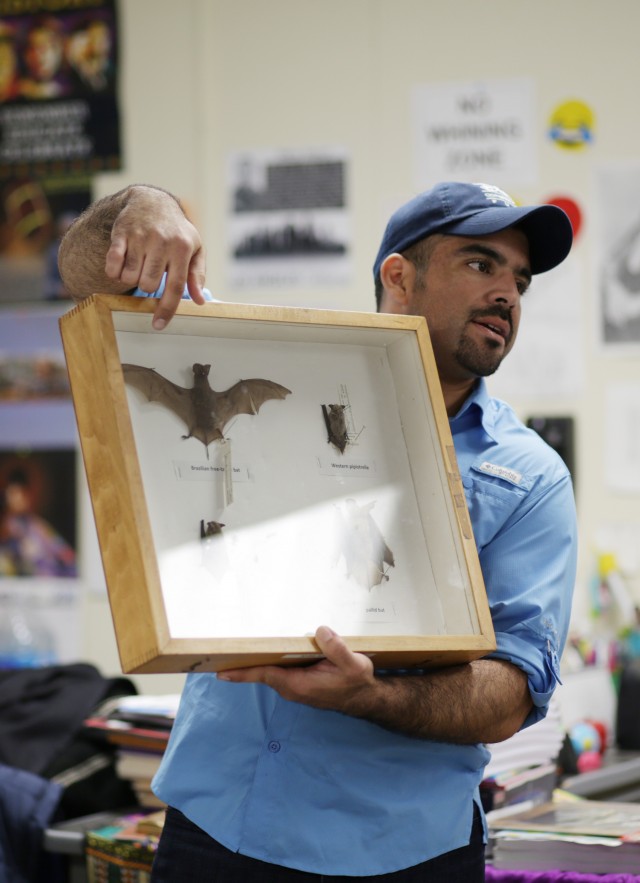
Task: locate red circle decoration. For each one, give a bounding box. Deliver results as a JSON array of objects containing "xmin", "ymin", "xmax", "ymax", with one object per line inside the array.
[{"xmin": 545, "ymin": 194, "xmax": 582, "ymax": 240}]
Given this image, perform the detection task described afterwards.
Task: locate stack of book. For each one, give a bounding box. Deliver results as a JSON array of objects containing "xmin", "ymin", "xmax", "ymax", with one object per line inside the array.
[
  {"xmin": 487, "ymin": 797, "xmax": 640, "ymax": 873},
  {"xmin": 480, "ymin": 761, "xmax": 557, "ymax": 813},
  {"xmin": 115, "ymin": 750, "xmax": 167, "ymax": 809},
  {"xmin": 480, "ymin": 693, "xmax": 564, "ymax": 814},
  {"xmin": 85, "ymin": 810, "xmax": 165, "ymax": 881},
  {"xmin": 484, "ymin": 693, "xmax": 565, "ymax": 780},
  {"xmin": 84, "ymin": 694, "xmax": 180, "ymax": 808}
]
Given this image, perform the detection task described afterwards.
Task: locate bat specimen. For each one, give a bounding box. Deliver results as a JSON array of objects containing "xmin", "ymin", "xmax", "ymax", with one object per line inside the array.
[
  {"xmin": 199, "ymin": 519, "xmax": 228, "ymax": 580},
  {"xmin": 322, "ymin": 403, "xmax": 349, "ymax": 453},
  {"xmin": 122, "ymin": 362, "xmax": 291, "ymax": 451},
  {"xmin": 200, "ymin": 519, "xmax": 225, "ymax": 538},
  {"xmin": 336, "ymin": 498, "xmax": 395, "ymax": 590}
]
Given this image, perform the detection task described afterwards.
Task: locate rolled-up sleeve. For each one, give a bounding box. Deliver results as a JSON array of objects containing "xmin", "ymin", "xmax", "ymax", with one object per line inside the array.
[{"xmin": 470, "ymin": 470, "xmax": 577, "ymax": 728}]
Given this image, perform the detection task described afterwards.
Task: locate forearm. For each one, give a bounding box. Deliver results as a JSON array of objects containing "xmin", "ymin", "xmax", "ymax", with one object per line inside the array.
[
  {"xmin": 350, "ymin": 659, "xmax": 532, "ymax": 744},
  {"xmin": 57, "ymin": 184, "xmax": 183, "ymax": 302},
  {"xmin": 220, "ymin": 628, "xmax": 534, "ymax": 744}
]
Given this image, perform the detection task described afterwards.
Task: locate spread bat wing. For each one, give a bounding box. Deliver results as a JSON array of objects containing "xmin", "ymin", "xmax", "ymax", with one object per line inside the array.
[
  {"xmin": 122, "ymin": 363, "xmax": 291, "ymax": 449},
  {"xmin": 121, "ymin": 363, "xmax": 194, "ymax": 428},
  {"xmin": 212, "ymin": 378, "xmax": 291, "ymax": 435}
]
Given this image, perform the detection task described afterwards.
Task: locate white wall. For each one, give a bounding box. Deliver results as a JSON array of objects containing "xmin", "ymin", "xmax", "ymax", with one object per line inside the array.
[{"xmin": 82, "ymin": 0, "xmax": 640, "ymax": 687}]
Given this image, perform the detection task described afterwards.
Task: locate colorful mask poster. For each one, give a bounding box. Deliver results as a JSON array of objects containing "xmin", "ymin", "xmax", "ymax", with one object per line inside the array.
[{"xmin": 0, "ymin": 0, "xmax": 121, "ymax": 175}]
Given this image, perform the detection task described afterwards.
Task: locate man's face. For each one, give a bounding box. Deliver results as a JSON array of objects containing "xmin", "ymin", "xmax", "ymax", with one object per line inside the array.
[
  {"xmin": 26, "ymin": 27, "xmax": 62, "ymax": 80},
  {"xmin": 86, "ymin": 22, "xmax": 111, "ymax": 61},
  {"xmin": 5, "ymin": 482, "xmax": 30, "ymax": 515},
  {"xmin": 404, "ymin": 228, "xmax": 531, "ymax": 384}
]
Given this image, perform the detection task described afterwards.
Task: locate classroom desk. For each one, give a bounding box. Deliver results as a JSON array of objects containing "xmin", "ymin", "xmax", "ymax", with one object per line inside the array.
[{"xmin": 46, "ymin": 751, "xmax": 640, "ymax": 883}]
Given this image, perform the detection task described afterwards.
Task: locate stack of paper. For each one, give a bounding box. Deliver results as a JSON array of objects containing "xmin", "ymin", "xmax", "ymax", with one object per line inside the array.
[
  {"xmin": 488, "ymin": 799, "xmax": 640, "ymax": 873},
  {"xmin": 84, "ymin": 694, "xmax": 180, "ymax": 807},
  {"xmin": 484, "ymin": 694, "xmax": 565, "ymax": 780}
]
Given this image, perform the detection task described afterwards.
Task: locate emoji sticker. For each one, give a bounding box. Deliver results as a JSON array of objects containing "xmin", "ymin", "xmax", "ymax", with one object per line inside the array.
[{"xmin": 548, "ymin": 99, "xmax": 595, "ymax": 150}]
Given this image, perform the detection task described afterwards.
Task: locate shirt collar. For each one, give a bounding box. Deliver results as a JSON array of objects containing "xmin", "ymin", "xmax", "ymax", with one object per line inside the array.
[{"xmin": 448, "ymin": 378, "xmax": 499, "ymax": 442}]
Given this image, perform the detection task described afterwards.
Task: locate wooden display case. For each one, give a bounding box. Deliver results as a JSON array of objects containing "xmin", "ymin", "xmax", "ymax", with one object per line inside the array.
[{"xmin": 59, "ymin": 295, "xmax": 495, "ymax": 673}]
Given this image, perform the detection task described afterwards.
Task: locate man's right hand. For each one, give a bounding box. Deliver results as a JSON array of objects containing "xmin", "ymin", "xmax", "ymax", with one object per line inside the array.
[
  {"xmin": 58, "ymin": 184, "xmax": 208, "ymax": 330},
  {"xmin": 105, "ymin": 186, "xmax": 207, "ymax": 329}
]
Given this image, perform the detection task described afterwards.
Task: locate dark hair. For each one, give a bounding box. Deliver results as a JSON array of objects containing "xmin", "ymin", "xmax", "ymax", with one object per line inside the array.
[
  {"xmin": 7, "ymin": 468, "xmax": 28, "ymax": 487},
  {"xmin": 374, "ymin": 234, "xmax": 441, "ymax": 311}
]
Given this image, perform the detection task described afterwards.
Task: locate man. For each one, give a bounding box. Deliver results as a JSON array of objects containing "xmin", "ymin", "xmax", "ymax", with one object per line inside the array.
[
  {"xmin": 66, "ymin": 17, "xmax": 115, "ymax": 94},
  {"xmin": 0, "ymin": 466, "xmax": 76, "ymax": 578},
  {"xmin": 58, "ymin": 181, "xmax": 577, "ymax": 882},
  {"xmin": 18, "ymin": 16, "xmax": 68, "ymax": 100}
]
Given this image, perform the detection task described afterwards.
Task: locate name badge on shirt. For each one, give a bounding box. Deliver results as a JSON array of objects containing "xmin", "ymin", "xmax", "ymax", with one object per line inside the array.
[{"xmin": 477, "ymin": 461, "xmax": 523, "ymax": 486}]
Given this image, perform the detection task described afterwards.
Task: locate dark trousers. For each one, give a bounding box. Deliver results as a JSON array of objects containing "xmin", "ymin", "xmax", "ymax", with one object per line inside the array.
[{"xmin": 150, "ymin": 805, "xmax": 485, "ymax": 882}]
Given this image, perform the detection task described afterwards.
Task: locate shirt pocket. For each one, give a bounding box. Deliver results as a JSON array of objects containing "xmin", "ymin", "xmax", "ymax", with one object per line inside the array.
[{"xmin": 463, "ymin": 464, "xmax": 533, "ymax": 552}]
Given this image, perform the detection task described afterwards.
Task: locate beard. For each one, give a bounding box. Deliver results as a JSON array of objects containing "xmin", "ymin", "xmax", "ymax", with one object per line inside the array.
[{"xmin": 453, "ymin": 307, "xmax": 514, "ymax": 377}]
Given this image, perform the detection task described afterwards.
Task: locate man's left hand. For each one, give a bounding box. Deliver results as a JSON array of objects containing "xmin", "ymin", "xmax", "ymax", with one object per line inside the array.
[{"xmin": 217, "ymin": 625, "xmax": 377, "ymax": 713}]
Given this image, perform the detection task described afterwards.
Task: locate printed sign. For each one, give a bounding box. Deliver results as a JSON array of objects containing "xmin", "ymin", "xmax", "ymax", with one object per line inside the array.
[{"xmin": 412, "ymin": 78, "xmax": 537, "ymax": 189}]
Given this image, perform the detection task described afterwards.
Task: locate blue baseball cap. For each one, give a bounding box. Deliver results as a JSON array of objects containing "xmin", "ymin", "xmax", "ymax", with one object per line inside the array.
[{"xmin": 372, "ymin": 182, "xmax": 573, "ymax": 280}]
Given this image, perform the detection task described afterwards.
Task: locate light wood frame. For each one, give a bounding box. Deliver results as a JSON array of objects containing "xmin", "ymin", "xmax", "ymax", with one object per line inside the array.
[{"xmin": 60, "ymin": 295, "xmax": 495, "ymax": 673}]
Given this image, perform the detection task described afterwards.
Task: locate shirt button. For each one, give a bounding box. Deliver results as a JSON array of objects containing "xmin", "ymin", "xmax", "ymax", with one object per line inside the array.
[
  {"xmin": 268, "ymin": 740, "xmax": 281, "ymax": 753},
  {"xmin": 462, "ymin": 477, "xmax": 473, "ymax": 489}
]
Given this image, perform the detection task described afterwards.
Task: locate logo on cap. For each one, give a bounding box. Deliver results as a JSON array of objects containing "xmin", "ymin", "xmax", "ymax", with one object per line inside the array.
[{"xmin": 475, "ymin": 183, "xmax": 516, "ymax": 207}]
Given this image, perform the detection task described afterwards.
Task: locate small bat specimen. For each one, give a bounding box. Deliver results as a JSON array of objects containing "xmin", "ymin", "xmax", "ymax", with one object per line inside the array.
[
  {"xmin": 322, "ymin": 403, "xmax": 349, "ymax": 453},
  {"xmin": 200, "ymin": 519, "xmax": 225, "ymax": 538},
  {"xmin": 336, "ymin": 498, "xmax": 395, "ymax": 590},
  {"xmin": 199, "ymin": 519, "xmax": 228, "ymax": 580},
  {"xmin": 122, "ymin": 362, "xmax": 291, "ymax": 451}
]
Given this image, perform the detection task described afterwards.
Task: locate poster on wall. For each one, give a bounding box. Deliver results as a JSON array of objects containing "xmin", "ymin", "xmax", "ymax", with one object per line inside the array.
[
  {"xmin": 227, "ymin": 147, "xmax": 352, "ymax": 297},
  {"xmin": 411, "ymin": 77, "xmax": 537, "ymax": 191},
  {"xmin": 0, "ymin": 175, "xmax": 92, "ymax": 304},
  {"xmin": 0, "ymin": 303, "xmax": 82, "ymax": 664},
  {"xmin": 604, "ymin": 383, "xmax": 640, "ymax": 494},
  {"xmin": 0, "ymin": 304, "xmax": 78, "ymax": 578},
  {"xmin": 0, "ymin": 0, "xmax": 120, "ymax": 176},
  {"xmin": 0, "ymin": 447, "xmax": 77, "ymax": 578},
  {"xmin": 597, "ymin": 165, "xmax": 640, "ymax": 347},
  {"xmin": 0, "ymin": 303, "xmax": 75, "ymax": 447}
]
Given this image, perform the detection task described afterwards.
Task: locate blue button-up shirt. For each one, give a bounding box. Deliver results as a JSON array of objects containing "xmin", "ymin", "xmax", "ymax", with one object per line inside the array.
[{"xmin": 152, "ymin": 377, "xmax": 577, "ymax": 875}]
